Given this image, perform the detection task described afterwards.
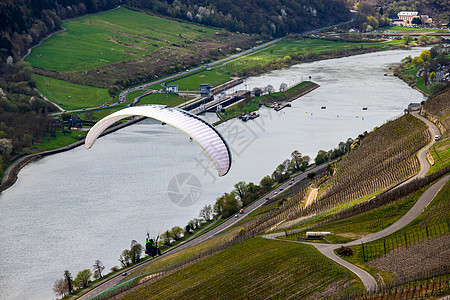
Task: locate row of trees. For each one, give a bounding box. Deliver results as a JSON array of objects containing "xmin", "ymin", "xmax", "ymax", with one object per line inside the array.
[
  {"xmin": 127, "ymin": 0, "xmax": 351, "ymax": 39},
  {"xmin": 53, "ymin": 260, "xmax": 105, "ymax": 298},
  {"xmin": 0, "ymin": 60, "xmax": 59, "ymax": 175}
]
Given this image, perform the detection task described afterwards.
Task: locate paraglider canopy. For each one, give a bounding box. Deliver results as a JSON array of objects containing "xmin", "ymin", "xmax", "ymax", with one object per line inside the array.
[{"xmin": 85, "ymin": 105, "xmax": 232, "ymax": 176}]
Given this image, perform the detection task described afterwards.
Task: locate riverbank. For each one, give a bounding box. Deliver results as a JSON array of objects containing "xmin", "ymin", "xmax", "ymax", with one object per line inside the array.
[
  {"xmin": 0, "ymin": 117, "xmax": 142, "ymax": 192},
  {"xmin": 214, "ymin": 81, "xmax": 319, "ymax": 125}
]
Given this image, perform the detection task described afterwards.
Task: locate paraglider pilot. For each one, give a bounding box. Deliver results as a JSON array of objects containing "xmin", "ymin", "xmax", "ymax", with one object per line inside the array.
[{"xmin": 145, "ymin": 233, "xmax": 161, "ymax": 257}]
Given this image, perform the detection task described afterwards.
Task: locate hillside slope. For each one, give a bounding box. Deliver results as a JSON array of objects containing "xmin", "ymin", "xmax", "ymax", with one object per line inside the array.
[
  {"xmin": 422, "ymin": 87, "xmax": 450, "ymax": 137},
  {"xmin": 316, "ymin": 113, "xmax": 430, "ymax": 210}
]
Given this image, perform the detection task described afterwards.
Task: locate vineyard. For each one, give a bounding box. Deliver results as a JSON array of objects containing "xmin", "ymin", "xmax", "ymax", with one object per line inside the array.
[
  {"xmin": 421, "ymin": 87, "xmax": 450, "ymax": 137},
  {"xmin": 120, "ymin": 238, "xmax": 361, "ymax": 300},
  {"xmin": 316, "ymin": 113, "xmax": 430, "ymax": 210},
  {"xmin": 340, "ymin": 179, "xmax": 450, "ymax": 285}
]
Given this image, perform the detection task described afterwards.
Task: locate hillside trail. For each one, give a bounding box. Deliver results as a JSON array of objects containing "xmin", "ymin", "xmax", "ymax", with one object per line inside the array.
[{"xmin": 263, "ymin": 112, "xmax": 448, "ymax": 293}]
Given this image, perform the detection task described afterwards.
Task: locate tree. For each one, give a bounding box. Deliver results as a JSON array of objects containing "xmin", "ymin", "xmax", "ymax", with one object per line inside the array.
[
  {"xmin": 266, "ymin": 84, "xmax": 275, "ymax": 94},
  {"xmin": 160, "ymin": 230, "xmax": 172, "ymax": 246},
  {"xmin": 92, "ymin": 260, "xmax": 105, "ymax": 279},
  {"xmin": 170, "ymin": 226, "xmax": 184, "ymax": 241},
  {"xmin": 199, "ymin": 204, "xmax": 213, "ymax": 221},
  {"xmin": 252, "ymin": 87, "xmax": 262, "ymax": 97},
  {"xmin": 64, "ymin": 270, "xmax": 73, "ymax": 294},
  {"xmin": 418, "ymin": 34, "xmax": 429, "ymax": 44},
  {"xmin": 411, "ymin": 17, "xmax": 422, "ymax": 25},
  {"xmin": 73, "ymin": 269, "xmax": 92, "ymax": 289},
  {"xmin": 326, "ymin": 163, "xmax": 334, "ymax": 176},
  {"xmin": 419, "ymin": 50, "xmax": 431, "ymax": 62},
  {"xmin": 129, "ymin": 240, "xmax": 143, "ymax": 263},
  {"xmin": 429, "ymin": 72, "xmax": 436, "ymax": 83},
  {"xmin": 314, "ymin": 150, "xmax": 328, "ymax": 165},
  {"xmin": 307, "ymin": 172, "xmax": 316, "ymax": 180},
  {"xmin": 233, "ymin": 181, "xmax": 247, "ymax": 202},
  {"xmin": 402, "ymin": 34, "xmax": 413, "ymax": 45},
  {"xmin": 53, "ymin": 279, "xmax": 68, "ymax": 298},
  {"xmin": 279, "ymin": 83, "xmax": 287, "ymax": 92},
  {"xmin": 214, "ymin": 193, "xmax": 240, "ymax": 218},
  {"xmin": 119, "ymin": 249, "xmax": 131, "ymax": 267},
  {"xmin": 260, "ymin": 175, "xmax": 274, "ymax": 192},
  {"xmin": 108, "ymin": 85, "xmax": 120, "ymax": 98},
  {"xmin": 290, "ymin": 150, "xmax": 303, "ymax": 171}
]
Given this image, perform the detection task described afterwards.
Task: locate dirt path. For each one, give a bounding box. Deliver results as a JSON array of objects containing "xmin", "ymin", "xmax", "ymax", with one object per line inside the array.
[{"xmin": 305, "ymin": 188, "xmax": 318, "ymax": 207}]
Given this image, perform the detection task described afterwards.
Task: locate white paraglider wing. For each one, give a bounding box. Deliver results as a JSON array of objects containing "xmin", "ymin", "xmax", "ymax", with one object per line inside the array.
[{"xmin": 85, "ymin": 105, "xmax": 232, "ymax": 176}]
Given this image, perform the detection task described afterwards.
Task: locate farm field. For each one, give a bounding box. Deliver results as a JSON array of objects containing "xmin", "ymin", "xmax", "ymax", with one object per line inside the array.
[
  {"xmin": 34, "ymin": 74, "xmax": 111, "ymax": 110},
  {"xmin": 122, "ymin": 237, "xmax": 362, "ymax": 299}
]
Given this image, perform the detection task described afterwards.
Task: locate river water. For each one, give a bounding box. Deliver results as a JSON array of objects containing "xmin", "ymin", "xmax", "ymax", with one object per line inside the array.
[{"xmin": 0, "ymin": 48, "xmax": 427, "ymax": 300}]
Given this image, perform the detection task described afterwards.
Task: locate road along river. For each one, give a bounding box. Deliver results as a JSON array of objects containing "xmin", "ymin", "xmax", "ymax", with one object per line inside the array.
[{"xmin": 0, "ymin": 48, "xmax": 427, "ymax": 300}]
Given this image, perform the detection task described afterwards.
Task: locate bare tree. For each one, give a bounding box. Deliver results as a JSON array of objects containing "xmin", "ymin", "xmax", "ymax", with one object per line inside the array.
[
  {"xmin": 199, "ymin": 204, "xmax": 213, "ymax": 221},
  {"xmin": 279, "ymin": 83, "xmax": 288, "ymax": 92},
  {"xmin": 252, "ymin": 87, "xmax": 262, "ymax": 97},
  {"xmin": 266, "ymin": 84, "xmax": 275, "ymax": 94},
  {"xmin": 92, "ymin": 260, "xmax": 105, "ymax": 279},
  {"xmin": 53, "ymin": 279, "xmax": 68, "ymax": 298}
]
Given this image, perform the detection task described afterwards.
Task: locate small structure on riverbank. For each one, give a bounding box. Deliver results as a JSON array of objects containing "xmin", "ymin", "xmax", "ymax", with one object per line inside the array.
[{"xmin": 408, "ymin": 103, "xmax": 421, "ymax": 112}]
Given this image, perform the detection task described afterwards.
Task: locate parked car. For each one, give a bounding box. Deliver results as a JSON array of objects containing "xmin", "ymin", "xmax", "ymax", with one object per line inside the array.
[{"xmin": 435, "ymin": 135, "xmax": 441, "ymax": 141}]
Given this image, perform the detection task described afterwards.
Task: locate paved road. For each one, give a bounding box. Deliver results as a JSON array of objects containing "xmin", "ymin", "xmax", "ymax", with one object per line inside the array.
[
  {"xmin": 261, "ymin": 112, "xmax": 447, "ymax": 292},
  {"xmin": 76, "ymin": 162, "xmax": 328, "ymax": 299}
]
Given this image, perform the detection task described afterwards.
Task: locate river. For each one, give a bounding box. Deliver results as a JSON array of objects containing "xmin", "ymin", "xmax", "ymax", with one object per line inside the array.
[{"xmin": 0, "ymin": 48, "xmax": 427, "ymax": 300}]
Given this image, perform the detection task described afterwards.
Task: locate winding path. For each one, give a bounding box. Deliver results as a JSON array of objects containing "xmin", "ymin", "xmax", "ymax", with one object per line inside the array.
[{"xmin": 263, "ymin": 112, "xmax": 448, "ymax": 293}]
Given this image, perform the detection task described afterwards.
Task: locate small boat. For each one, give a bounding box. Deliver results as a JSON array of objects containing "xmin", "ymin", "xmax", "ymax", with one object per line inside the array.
[
  {"xmin": 321, "ymin": 106, "xmax": 326, "ymax": 109},
  {"xmin": 362, "ymin": 107, "xmax": 368, "ymax": 110}
]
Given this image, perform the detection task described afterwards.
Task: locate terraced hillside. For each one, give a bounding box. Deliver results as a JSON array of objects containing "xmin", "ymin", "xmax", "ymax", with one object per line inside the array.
[
  {"xmin": 422, "ymin": 87, "xmax": 450, "ymax": 138},
  {"xmin": 316, "ymin": 113, "xmax": 430, "ymax": 210},
  {"xmin": 121, "ymin": 238, "xmax": 361, "ymax": 299}
]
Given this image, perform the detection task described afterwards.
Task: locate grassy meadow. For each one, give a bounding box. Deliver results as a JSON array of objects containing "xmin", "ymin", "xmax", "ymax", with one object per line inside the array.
[
  {"xmin": 26, "ymin": 7, "xmax": 216, "ymax": 72},
  {"xmin": 34, "ymin": 74, "xmax": 111, "ymax": 110}
]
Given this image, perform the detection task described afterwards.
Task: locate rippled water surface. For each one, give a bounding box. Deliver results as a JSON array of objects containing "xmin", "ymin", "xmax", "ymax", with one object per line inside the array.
[{"xmin": 0, "ymin": 48, "xmax": 427, "ymax": 299}]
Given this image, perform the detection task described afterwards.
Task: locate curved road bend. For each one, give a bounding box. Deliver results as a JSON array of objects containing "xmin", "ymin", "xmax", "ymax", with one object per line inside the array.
[
  {"xmin": 263, "ymin": 112, "xmax": 447, "ymax": 293},
  {"xmin": 76, "ymin": 163, "xmax": 328, "ymax": 299}
]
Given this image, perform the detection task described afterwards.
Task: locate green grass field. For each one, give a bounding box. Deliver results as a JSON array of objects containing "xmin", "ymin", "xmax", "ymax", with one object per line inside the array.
[
  {"xmin": 34, "ymin": 74, "xmax": 111, "ymax": 110},
  {"xmin": 26, "ymin": 7, "xmax": 216, "ymax": 72},
  {"xmin": 31, "ymin": 131, "xmax": 87, "ymax": 153},
  {"xmin": 167, "ymin": 69, "xmax": 232, "ymax": 91},
  {"xmin": 382, "ymin": 26, "xmax": 444, "ymax": 33},
  {"xmin": 123, "ymin": 237, "xmax": 362, "ymax": 299},
  {"xmin": 429, "ymin": 138, "xmax": 450, "ymax": 174},
  {"xmin": 400, "ymin": 64, "xmax": 430, "ymax": 94},
  {"xmin": 137, "ymin": 92, "xmax": 193, "ymax": 107}
]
